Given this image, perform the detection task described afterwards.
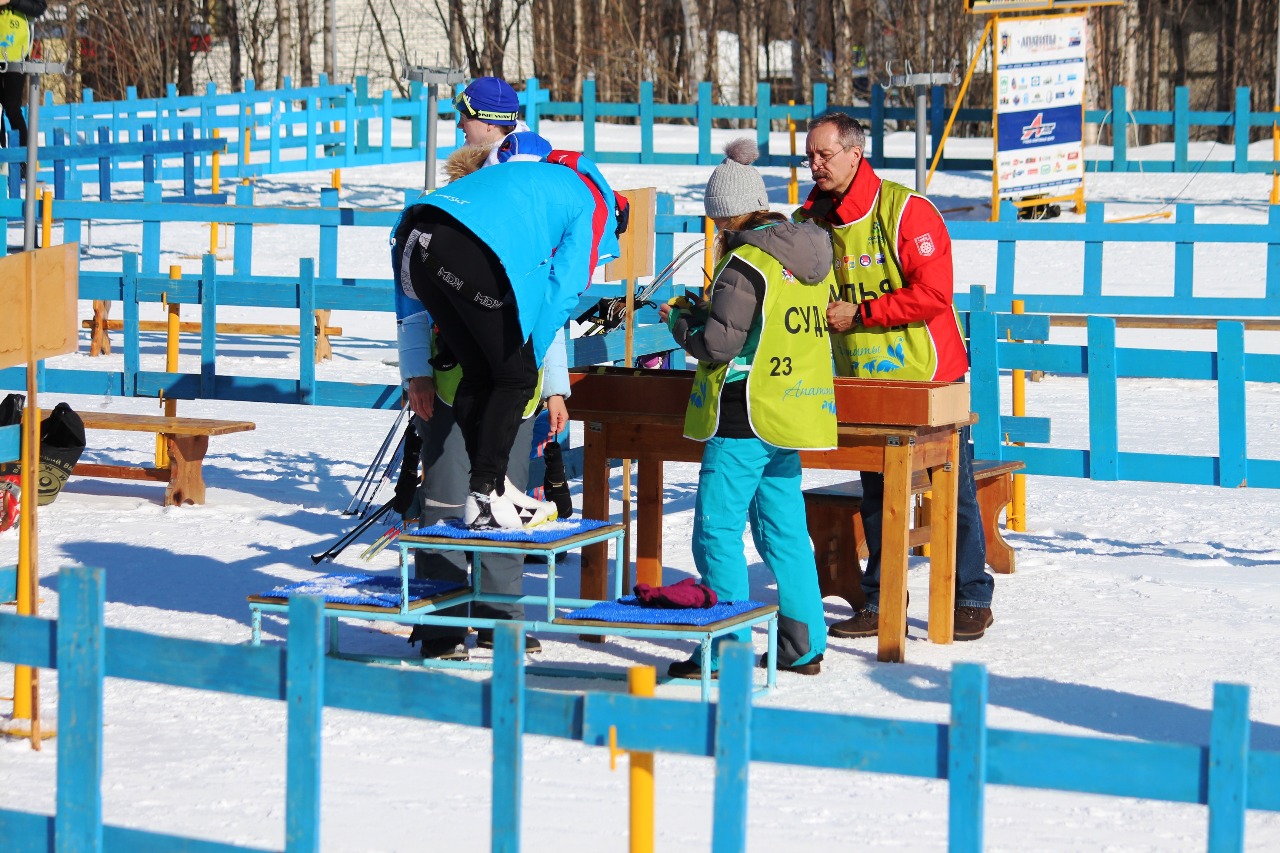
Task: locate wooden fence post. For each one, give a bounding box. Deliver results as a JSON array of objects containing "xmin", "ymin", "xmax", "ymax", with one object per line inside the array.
[
  {"xmin": 948, "ymin": 662, "xmax": 988, "ymax": 853},
  {"xmin": 1216, "ymin": 322, "xmax": 1247, "ymax": 488},
  {"xmin": 285, "ymin": 595, "xmax": 326, "ymax": 853},
  {"xmin": 1207, "ymin": 683, "xmax": 1250, "ymax": 852},
  {"xmin": 491, "ymin": 621, "xmax": 526, "ymax": 853},
  {"xmin": 711, "ymin": 642, "xmax": 753, "ymax": 853},
  {"xmin": 56, "ymin": 566, "xmax": 105, "ymax": 853},
  {"xmin": 1086, "ymin": 316, "xmax": 1118, "ymax": 480}
]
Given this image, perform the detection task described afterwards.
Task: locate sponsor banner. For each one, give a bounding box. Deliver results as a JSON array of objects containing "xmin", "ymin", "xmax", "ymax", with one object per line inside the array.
[{"xmin": 995, "ymin": 14, "xmax": 1086, "ymax": 199}]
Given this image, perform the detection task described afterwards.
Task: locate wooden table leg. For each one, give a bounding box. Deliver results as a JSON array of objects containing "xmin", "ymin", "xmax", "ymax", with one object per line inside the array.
[
  {"xmin": 927, "ymin": 430, "xmax": 959, "ymax": 644},
  {"xmin": 579, "ymin": 423, "xmax": 611, "ymax": 602},
  {"xmin": 90, "ymin": 300, "xmax": 112, "ymax": 356},
  {"xmin": 877, "ymin": 438, "xmax": 914, "ymax": 663},
  {"xmin": 165, "ymin": 434, "xmax": 209, "ymax": 506},
  {"xmin": 977, "ymin": 475, "xmax": 1017, "ymax": 574},
  {"xmin": 315, "ymin": 309, "xmax": 333, "ymax": 362},
  {"xmin": 635, "ymin": 455, "xmax": 664, "ymax": 588}
]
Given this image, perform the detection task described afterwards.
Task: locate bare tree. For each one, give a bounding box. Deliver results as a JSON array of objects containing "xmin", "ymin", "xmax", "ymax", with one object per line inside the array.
[
  {"xmin": 296, "ymin": 0, "xmax": 313, "ymax": 87},
  {"xmin": 276, "ymin": 0, "xmax": 292, "ymax": 88}
]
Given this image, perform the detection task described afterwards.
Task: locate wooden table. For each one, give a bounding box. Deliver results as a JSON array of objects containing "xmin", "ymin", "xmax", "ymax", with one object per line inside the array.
[{"xmin": 566, "ymin": 368, "xmax": 971, "ymax": 663}]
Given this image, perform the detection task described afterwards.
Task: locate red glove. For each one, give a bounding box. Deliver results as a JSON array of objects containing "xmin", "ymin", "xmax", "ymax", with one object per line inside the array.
[{"xmin": 633, "ymin": 577, "xmax": 718, "ymax": 609}]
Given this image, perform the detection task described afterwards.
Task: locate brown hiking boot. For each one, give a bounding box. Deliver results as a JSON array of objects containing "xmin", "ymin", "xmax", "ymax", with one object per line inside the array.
[
  {"xmin": 757, "ymin": 653, "xmax": 823, "ymax": 675},
  {"xmin": 828, "ymin": 608, "xmax": 879, "ymax": 639},
  {"xmin": 953, "ymin": 606, "xmax": 994, "ymax": 641}
]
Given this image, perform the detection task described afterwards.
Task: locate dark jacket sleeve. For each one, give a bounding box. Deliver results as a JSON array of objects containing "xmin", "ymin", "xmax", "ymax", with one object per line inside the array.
[
  {"xmin": 9, "ymin": 0, "xmax": 47, "ymax": 19},
  {"xmin": 670, "ymin": 254, "xmax": 765, "ymax": 364}
]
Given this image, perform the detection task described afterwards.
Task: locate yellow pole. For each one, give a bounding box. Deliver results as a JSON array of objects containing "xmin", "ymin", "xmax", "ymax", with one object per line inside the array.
[
  {"xmin": 40, "ymin": 188, "xmax": 52, "ymax": 247},
  {"xmin": 927, "ymin": 17, "xmax": 993, "ymax": 192},
  {"xmin": 210, "ymin": 129, "xmax": 222, "ymax": 255},
  {"xmin": 1271, "ymin": 106, "xmax": 1278, "ymax": 205},
  {"xmin": 628, "ymin": 666, "xmax": 656, "ymax": 853},
  {"xmin": 243, "ymin": 106, "xmax": 253, "ymax": 173},
  {"xmin": 702, "ymin": 218, "xmax": 715, "ymax": 298},
  {"xmin": 1010, "ymin": 299, "xmax": 1027, "ymax": 532},
  {"xmin": 13, "ymin": 250, "xmax": 41, "ymax": 747},
  {"xmin": 157, "ymin": 266, "xmax": 181, "ymax": 468},
  {"xmin": 787, "ymin": 99, "xmax": 799, "ymax": 205},
  {"xmin": 331, "ymin": 168, "xmax": 342, "ymax": 191}
]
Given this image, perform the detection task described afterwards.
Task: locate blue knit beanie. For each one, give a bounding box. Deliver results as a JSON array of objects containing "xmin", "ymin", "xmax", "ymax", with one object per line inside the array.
[{"xmin": 454, "ymin": 77, "xmax": 520, "ymax": 127}]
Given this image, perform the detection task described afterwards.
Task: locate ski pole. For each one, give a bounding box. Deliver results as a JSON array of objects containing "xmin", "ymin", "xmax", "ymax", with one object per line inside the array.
[
  {"xmin": 312, "ymin": 498, "xmax": 395, "ymax": 564},
  {"xmin": 345, "ymin": 408, "xmax": 407, "ymax": 515}
]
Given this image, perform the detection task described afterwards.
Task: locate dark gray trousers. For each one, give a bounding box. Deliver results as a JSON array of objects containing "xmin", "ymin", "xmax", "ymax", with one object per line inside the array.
[{"xmin": 411, "ymin": 405, "xmax": 535, "ymax": 641}]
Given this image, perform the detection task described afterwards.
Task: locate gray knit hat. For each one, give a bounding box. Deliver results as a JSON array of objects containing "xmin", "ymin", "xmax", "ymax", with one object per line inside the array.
[{"xmin": 704, "ymin": 138, "xmax": 769, "ymax": 219}]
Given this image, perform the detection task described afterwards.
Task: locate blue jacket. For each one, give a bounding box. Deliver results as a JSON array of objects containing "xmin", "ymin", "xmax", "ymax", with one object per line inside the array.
[{"xmin": 393, "ymin": 154, "xmax": 620, "ymax": 364}]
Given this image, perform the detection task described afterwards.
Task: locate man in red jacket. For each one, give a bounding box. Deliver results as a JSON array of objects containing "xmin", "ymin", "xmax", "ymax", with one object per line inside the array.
[{"xmin": 795, "ymin": 111, "xmax": 995, "ymax": 641}]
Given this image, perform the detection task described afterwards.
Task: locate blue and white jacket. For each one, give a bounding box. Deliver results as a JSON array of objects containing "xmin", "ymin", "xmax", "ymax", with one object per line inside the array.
[{"xmin": 391, "ymin": 150, "xmax": 620, "ymax": 371}]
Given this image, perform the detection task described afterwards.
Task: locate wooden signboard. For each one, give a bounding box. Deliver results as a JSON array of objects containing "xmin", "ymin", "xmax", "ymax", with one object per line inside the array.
[
  {"xmin": 602, "ymin": 187, "xmax": 656, "ymax": 282},
  {"xmin": 0, "ymin": 244, "xmax": 80, "ymax": 368}
]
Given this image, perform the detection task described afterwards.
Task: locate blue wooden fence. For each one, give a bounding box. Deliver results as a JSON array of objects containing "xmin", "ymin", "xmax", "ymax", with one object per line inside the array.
[
  {"xmin": 0, "ymin": 565, "xmax": 1275, "ymax": 851},
  {"xmin": 969, "ymin": 288, "xmax": 1280, "ymax": 489},
  {"xmin": 4, "ymin": 80, "xmax": 1273, "ymax": 189}
]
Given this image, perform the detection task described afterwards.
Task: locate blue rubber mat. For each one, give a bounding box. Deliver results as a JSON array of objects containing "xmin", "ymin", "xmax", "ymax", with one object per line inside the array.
[
  {"xmin": 256, "ymin": 573, "xmax": 466, "ymax": 607},
  {"xmin": 407, "ymin": 517, "xmax": 615, "ymax": 543},
  {"xmin": 563, "ymin": 597, "xmax": 767, "ymax": 625}
]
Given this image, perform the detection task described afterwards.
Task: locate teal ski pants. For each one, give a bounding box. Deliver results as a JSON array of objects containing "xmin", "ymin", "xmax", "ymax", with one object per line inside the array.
[{"xmin": 691, "ymin": 436, "xmax": 826, "ymax": 667}]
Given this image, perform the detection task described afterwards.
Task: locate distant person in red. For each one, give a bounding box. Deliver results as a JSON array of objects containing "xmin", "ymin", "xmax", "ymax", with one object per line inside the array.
[
  {"xmin": 0, "ymin": 0, "xmax": 46, "ymax": 159},
  {"xmin": 794, "ymin": 111, "xmax": 995, "ymax": 641}
]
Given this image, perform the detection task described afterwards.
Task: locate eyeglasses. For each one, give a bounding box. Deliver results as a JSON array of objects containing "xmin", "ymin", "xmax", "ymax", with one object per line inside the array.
[{"xmin": 800, "ymin": 145, "xmax": 855, "ymax": 169}]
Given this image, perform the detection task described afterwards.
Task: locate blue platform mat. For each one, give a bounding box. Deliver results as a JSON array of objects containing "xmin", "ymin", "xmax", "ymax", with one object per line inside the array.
[
  {"xmin": 253, "ymin": 573, "xmax": 466, "ymax": 608},
  {"xmin": 407, "ymin": 517, "xmax": 615, "ymax": 543},
  {"xmin": 563, "ymin": 597, "xmax": 768, "ymax": 626}
]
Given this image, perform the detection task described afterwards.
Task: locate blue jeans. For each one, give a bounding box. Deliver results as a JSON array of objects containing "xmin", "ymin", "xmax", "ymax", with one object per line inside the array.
[
  {"xmin": 691, "ymin": 436, "xmax": 827, "ymax": 667},
  {"xmin": 859, "ymin": 426, "xmax": 994, "ymax": 611}
]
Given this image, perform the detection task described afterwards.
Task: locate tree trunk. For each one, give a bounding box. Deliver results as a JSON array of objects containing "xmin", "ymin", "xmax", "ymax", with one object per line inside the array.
[
  {"xmin": 737, "ymin": 0, "xmax": 759, "ymax": 108},
  {"xmin": 277, "ymin": 0, "xmax": 293, "ymax": 89},
  {"xmin": 323, "ymin": 0, "xmax": 334, "ymax": 81},
  {"xmin": 572, "ymin": 0, "xmax": 584, "ymax": 99},
  {"xmin": 679, "ymin": 0, "xmax": 705, "ymax": 100},
  {"xmin": 227, "ymin": 0, "xmax": 244, "ymax": 92},
  {"xmin": 297, "ymin": 0, "xmax": 313, "ymax": 87}
]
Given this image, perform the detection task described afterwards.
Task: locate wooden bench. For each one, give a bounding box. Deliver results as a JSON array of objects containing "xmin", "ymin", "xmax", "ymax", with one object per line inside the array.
[
  {"xmin": 74, "ymin": 413, "xmax": 256, "ymax": 506},
  {"xmin": 804, "ymin": 459, "xmax": 1025, "ymax": 612}
]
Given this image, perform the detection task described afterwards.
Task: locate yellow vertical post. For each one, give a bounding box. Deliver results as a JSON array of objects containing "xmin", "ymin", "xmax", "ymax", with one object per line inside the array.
[
  {"xmin": 1010, "ymin": 299, "xmax": 1027, "ymax": 532},
  {"xmin": 628, "ymin": 666, "xmax": 656, "ymax": 853},
  {"xmin": 1271, "ymin": 106, "xmax": 1278, "ymax": 205},
  {"xmin": 210, "ymin": 129, "xmax": 222, "ymax": 255},
  {"xmin": 12, "ymin": 249, "xmax": 42, "ymax": 746},
  {"xmin": 40, "ymin": 188, "xmax": 52, "ymax": 247},
  {"xmin": 156, "ymin": 265, "xmax": 181, "ymax": 468},
  {"xmin": 331, "ymin": 168, "xmax": 341, "ymax": 191},
  {"xmin": 243, "ymin": 106, "xmax": 253, "ymax": 173},
  {"xmin": 702, "ymin": 218, "xmax": 715, "ymax": 298},
  {"xmin": 787, "ymin": 99, "xmax": 799, "ymax": 205}
]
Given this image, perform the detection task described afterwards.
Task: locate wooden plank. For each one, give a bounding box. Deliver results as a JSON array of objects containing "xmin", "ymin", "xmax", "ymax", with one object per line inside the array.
[
  {"xmin": 285, "ymin": 597, "xmax": 324, "ymax": 853},
  {"xmin": 0, "ymin": 244, "xmax": 80, "ymax": 369},
  {"xmin": 635, "ymin": 455, "xmax": 664, "ymax": 587},
  {"xmin": 948, "ymin": 663, "xmax": 988, "ymax": 853},
  {"xmin": 55, "ymin": 567, "xmax": 105, "ymax": 852},
  {"xmin": 71, "ymin": 463, "xmax": 169, "ymax": 483},
  {"xmin": 603, "ymin": 187, "xmax": 657, "ymax": 281},
  {"xmin": 247, "ymin": 587, "xmax": 471, "ymax": 614},
  {"xmin": 1049, "ymin": 315, "xmax": 1280, "ymax": 331},
  {"xmin": 78, "ymin": 412, "xmax": 256, "ymax": 437}
]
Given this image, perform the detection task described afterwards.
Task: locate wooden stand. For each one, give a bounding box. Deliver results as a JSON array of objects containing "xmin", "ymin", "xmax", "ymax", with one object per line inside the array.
[{"xmin": 567, "ymin": 368, "xmax": 972, "ymax": 663}]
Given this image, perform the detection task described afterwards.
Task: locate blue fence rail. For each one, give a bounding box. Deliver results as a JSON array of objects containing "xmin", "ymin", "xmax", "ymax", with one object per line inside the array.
[
  {"xmin": 0, "ymin": 565, "xmax": 1274, "ymax": 851},
  {"xmin": 4, "ymin": 80, "xmax": 1274, "ymax": 187}
]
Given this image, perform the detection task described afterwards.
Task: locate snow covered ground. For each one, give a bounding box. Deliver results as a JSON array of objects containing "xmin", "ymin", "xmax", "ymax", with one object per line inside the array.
[{"xmin": 3, "ymin": 123, "xmax": 1280, "ymax": 851}]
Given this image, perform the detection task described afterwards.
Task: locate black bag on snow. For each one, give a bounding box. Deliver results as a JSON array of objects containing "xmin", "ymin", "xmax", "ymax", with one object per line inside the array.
[{"xmin": 37, "ymin": 402, "xmax": 86, "ymax": 506}]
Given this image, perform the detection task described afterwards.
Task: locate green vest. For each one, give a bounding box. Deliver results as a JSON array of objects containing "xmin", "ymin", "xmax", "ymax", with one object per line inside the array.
[
  {"xmin": 432, "ymin": 334, "xmax": 545, "ymax": 418},
  {"xmin": 684, "ymin": 244, "xmax": 837, "ymax": 450},
  {"xmin": 0, "ymin": 10, "xmax": 32, "ymax": 63},
  {"xmin": 822, "ymin": 180, "xmax": 961, "ymax": 381}
]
